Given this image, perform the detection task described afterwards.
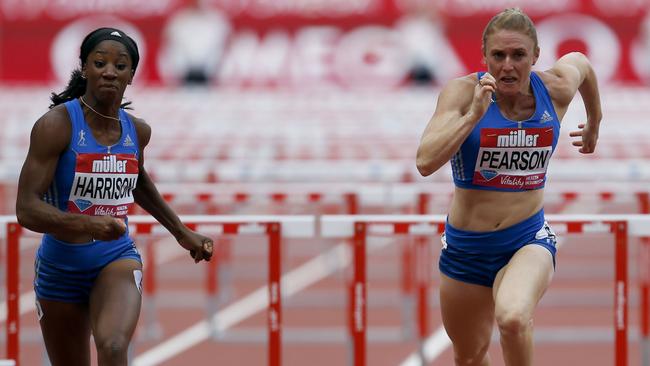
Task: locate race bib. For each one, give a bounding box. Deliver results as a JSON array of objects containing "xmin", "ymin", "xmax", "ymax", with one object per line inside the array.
[
  {"xmin": 473, "ymin": 128, "xmax": 554, "ymax": 190},
  {"xmin": 67, "ymin": 153, "xmax": 139, "ymax": 217}
]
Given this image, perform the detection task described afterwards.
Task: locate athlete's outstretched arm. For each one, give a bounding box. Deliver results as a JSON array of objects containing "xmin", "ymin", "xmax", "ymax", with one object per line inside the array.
[
  {"xmin": 416, "ymin": 73, "xmax": 495, "ymax": 176},
  {"xmin": 547, "ymin": 52, "xmax": 602, "ymax": 154},
  {"xmin": 131, "ymin": 117, "xmax": 213, "ymax": 262},
  {"xmin": 15, "ymin": 108, "xmax": 126, "ymax": 240}
]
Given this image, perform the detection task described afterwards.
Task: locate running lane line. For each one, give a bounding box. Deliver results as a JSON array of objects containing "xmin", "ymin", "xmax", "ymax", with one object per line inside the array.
[
  {"xmin": 398, "ymin": 327, "xmax": 451, "ymax": 366},
  {"xmin": 133, "ymin": 238, "xmax": 391, "ymax": 366}
]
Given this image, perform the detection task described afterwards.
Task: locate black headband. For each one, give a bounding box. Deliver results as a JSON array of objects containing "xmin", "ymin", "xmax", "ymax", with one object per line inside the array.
[{"xmin": 80, "ymin": 27, "xmax": 140, "ymax": 74}]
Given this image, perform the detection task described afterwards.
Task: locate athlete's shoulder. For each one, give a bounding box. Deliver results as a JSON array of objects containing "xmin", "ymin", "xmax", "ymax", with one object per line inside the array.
[
  {"xmin": 28, "ymin": 104, "xmax": 73, "ymax": 154},
  {"xmin": 533, "ymin": 70, "xmax": 557, "ymax": 87},
  {"xmin": 448, "ymin": 73, "xmax": 479, "ymax": 88},
  {"xmin": 34, "ymin": 104, "xmax": 72, "ymax": 136},
  {"xmin": 41, "ymin": 103, "xmax": 70, "ymax": 122},
  {"xmin": 533, "ymin": 69, "xmax": 574, "ymax": 107},
  {"xmin": 435, "ymin": 73, "xmax": 478, "ymax": 114}
]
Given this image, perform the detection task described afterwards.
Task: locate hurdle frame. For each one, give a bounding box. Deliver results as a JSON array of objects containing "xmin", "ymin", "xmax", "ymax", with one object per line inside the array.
[
  {"xmin": 321, "ymin": 214, "xmax": 650, "ymax": 366},
  {"xmin": 139, "ymin": 182, "xmax": 650, "ymax": 352},
  {"xmin": 4, "ymin": 214, "xmax": 650, "ymax": 365},
  {"xmin": 1, "ymin": 215, "xmax": 314, "ymax": 366}
]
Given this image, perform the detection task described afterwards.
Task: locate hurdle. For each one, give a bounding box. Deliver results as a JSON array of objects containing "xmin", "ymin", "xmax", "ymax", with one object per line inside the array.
[
  {"xmin": 139, "ymin": 181, "xmax": 650, "ymax": 346},
  {"xmin": 1, "ymin": 215, "xmax": 314, "ymax": 366},
  {"xmin": 2, "ymin": 222, "xmax": 19, "ymax": 366},
  {"xmin": 131, "ymin": 184, "xmax": 364, "ymax": 341},
  {"xmin": 321, "ymin": 214, "xmax": 650, "ymax": 366},
  {"xmin": 404, "ymin": 187, "xmax": 650, "ymax": 363},
  {"xmin": 4, "ymin": 213, "xmax": 649, "ymax": 365},
  {"xmin": 638, "ymin": 192, "xmax": 650, "ymax": 366}
]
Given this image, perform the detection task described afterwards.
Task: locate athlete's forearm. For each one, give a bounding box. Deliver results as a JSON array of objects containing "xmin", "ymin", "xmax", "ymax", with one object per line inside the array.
[
  {"xmin": 16, "ymin": 197, "xmax": 92, "ymax": 237},
  {"xmin": 417, "ymin": 112, "xmax": 479, "ymax": 176},
  {"xmin": 578, "ymin": 65, "xmax": 602, "ymax": 127}
]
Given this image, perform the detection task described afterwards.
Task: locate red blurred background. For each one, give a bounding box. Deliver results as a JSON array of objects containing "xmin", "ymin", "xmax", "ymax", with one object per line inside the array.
[{"xmin": 1, "ymin": 0, "xmax": 649, "ymax": 87}]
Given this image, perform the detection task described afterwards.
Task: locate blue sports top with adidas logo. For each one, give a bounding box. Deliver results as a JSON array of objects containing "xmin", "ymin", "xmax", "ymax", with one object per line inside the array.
[
  {"xmin": 42, "ymin": 98, "xmax": 140, "ymax": 219},
  {"xmin": 450, "ymin": 71, "xmax": 560, "ymax": 192}
]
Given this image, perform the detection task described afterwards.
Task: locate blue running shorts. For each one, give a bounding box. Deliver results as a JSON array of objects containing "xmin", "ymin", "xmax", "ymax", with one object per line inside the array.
[
  {"xmin": 34, "ymin": 234, "xmax": 142, "ymax": 303},
  {"xmin": 439, "ymin": 209, "xmax": 557, "ymax": 288}
]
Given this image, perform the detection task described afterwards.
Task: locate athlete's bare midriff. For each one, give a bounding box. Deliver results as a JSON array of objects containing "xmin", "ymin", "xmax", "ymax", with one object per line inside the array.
[{"xmin": 447, "ymin": 187, "xmax": 544, "ymax": 232}]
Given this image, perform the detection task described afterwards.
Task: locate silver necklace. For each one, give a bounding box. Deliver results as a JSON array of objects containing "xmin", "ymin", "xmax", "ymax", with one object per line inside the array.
[{"xmin": 79, "ymin": 96, "xmax": 121, "ymax": 122}]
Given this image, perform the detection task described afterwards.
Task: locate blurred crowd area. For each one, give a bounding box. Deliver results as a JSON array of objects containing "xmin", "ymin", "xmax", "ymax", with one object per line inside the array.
[
  {"xmin": 2, "ymin": 0, "xmax": 650, "ymax": 88},
  {"xmin": 1, "ymin": 84, "xmax": 649, "ymax": 217},
  {"xmin": 1, "ymin": 0, "xmax": 649, "ymax": 215}
]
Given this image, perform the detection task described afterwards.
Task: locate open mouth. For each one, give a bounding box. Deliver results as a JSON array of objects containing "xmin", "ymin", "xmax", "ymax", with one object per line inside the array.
[{"xmin": 500, "ymin": 77, "xmax": 517, "ymax": 85}]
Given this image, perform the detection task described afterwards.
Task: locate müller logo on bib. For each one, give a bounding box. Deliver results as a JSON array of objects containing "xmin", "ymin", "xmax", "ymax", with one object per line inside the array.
[
  {"xmin": 473, "ymin": 128, "xmax": 554, "ymax": 190},
  {"xmin": 68, "ymin": 153, "xmax": 139, "ymax": 217}
]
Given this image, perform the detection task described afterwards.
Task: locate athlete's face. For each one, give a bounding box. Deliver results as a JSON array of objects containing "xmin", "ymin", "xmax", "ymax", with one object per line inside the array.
[
  {"xmin": 482, "ymin": 29, "xmax": 539, "ymax": 96},
  {"xmin": 82, "ymin": 40, "xmax": 134, "ymax": 102}
]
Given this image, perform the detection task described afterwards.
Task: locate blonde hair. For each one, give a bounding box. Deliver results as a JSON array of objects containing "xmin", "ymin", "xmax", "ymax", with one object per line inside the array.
[{"xmin": 482, "ymin": 8, "xmax": 538, "ymax": 52}]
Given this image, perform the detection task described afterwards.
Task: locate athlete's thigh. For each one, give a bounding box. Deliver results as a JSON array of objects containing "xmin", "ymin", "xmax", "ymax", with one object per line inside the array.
[
  {"xmin": 440, "ymin": 273, "xmax": 495, "ymax": 349},
  {"xmin": 38, "ymin": 299, "xmax": 91, "ymax": 366},
  {"xmin": 493, "ymin": 244, "xmax": 554, "ymax": 315},
  {"xmin": 89, "ymin": 259, "xmax": 143, "ymax": 341}
]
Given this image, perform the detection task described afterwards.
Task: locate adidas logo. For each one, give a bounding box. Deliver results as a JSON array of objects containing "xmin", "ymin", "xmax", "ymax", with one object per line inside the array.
[
  {"xmin": 123, "ymin": 134, "xmax": 134, "ymax": 147},
  {"xmin": 111, "ymin": 31, "xmax": 122, "ymax": 37},
  {"xmin": 540, "ymin": 110, "xmax": 553, "ymax": 123}
]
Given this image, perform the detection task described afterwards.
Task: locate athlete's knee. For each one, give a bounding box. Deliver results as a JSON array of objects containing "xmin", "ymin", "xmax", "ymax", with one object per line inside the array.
[
  {"xmin": 95, "ymin": 334, "xmax": 130, "ymax": 364},
  {"xmin": 495, "ymin": 308, "xmax": 532, "ymax": 337},
  {"xmin": 453, "ymin": 341, "xmax": 490, "ymax": 366}
]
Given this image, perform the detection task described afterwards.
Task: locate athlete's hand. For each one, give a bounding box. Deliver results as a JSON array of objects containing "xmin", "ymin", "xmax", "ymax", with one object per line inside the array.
[
  {"xmin": 176, "ymin": 230, "xmax": 214, "ymax": 263},
  {"xmin": 469, "ymin": 72, "xmax": 496, "ymax": 121},
  {"xmin": 569, "ymin": 122, "xmax": 599, "ymax": 154},
  {"xmin": 89, "ymin": 216, "xmax": 127, "ymax": 241}
]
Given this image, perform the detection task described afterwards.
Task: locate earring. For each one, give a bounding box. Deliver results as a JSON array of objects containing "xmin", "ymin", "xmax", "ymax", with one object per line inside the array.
[{"xmin": 81, "ymin": 73, "xmax": 87, "ymax": 79}]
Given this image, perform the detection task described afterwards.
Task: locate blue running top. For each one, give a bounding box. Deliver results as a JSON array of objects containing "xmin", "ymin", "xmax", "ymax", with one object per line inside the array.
[
  {"xmin": 42, "ymin": 98, "xmax": 140, "ymax": 219},
  {"xmin": 450, "ymin": 71, "xmax": 560, "ymax": 191}
]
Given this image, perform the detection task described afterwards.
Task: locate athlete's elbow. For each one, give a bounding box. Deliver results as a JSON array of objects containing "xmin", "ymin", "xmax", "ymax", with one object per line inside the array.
[
  {"xmin": 15, "ymin": 199, "xmax": 44, "ymax": 233},
  {"xmin": 416, "ymin": 156, "xmax": 439, "ymax": 177},
  {"xmin": 15, "ymin": 205, "xmax": 34, "ymax": 231},
  {"xmin": 417, "ymin": 138, "xmax": 449, "ymax": 176},
  {"xmin": 417, "ymin": 164, "xmax": 432, "ymax": 177},
  {"xmin": 561, "ymin": 51, "xmax": 588, "ymax": 65},
  {"xmin": 567, "ymin": 51, "xmax": 587, "ymax": 60}
]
